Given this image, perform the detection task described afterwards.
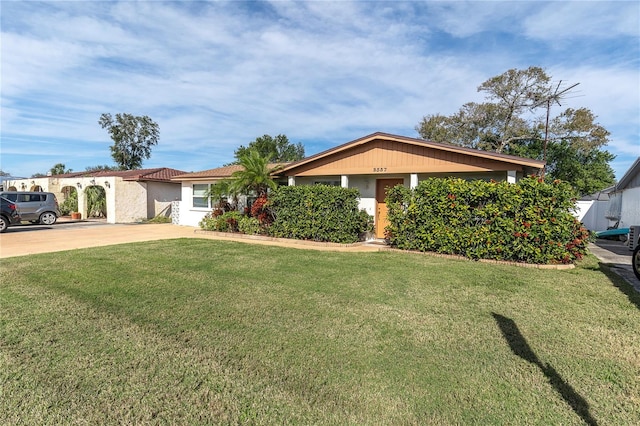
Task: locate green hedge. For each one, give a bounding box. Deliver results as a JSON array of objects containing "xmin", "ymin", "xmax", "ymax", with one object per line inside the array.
[
  {"xmin": 386, "ymin": 177, "xmax": 590, "ymax": 264},
  {"xmin": 267, "ymin": 185, "xmax": 372, "ymax": 244}
]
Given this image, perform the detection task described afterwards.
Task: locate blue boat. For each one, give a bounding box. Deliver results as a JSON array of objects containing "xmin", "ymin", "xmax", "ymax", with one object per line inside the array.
[{"xmin": 596, "ymin": 228, "xmax": 629, "ymax": 238}]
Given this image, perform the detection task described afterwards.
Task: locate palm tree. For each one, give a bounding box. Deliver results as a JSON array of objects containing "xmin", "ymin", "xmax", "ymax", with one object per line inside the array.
[
  {"xmin": 231, "ymin": 149, "xmax": 280, "ymax": 197},
  {"xmin": 207, "ymin": 178, "xmax": 240, "ymax": 211}
]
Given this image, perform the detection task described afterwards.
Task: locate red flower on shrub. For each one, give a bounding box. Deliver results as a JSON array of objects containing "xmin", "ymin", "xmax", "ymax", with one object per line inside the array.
[{"xmin": 251, "ymin": 195, "xmax": 272, "ymax": 226}]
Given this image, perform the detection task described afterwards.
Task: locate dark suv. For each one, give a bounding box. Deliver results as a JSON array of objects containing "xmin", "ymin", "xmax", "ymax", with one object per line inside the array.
[
  {"xmin": 0, "ymin": 196, "xmax": 22, "ymax": 232},
  {"xmin": 0, "ymin": 191, "xmax": 60, "ymax": 225}
]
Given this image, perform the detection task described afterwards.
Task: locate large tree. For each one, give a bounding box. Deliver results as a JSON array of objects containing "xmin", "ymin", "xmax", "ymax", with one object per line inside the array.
[
  {"xmin": 231, "ymin": 134, "xmax": 304, "ymax": 164},
  {"xmin": 416, "ymin": 66, "xmax": 615, "ymax": 195},
  {"xmin": 99, "ymin": 113, "xmax": 160, "ymax": 170}
]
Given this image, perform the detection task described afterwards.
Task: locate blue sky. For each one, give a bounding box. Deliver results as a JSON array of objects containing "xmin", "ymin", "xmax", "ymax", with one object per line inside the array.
[{"xmin": 2, "ymin": 1, "xmax": 638, "ymax": 181}]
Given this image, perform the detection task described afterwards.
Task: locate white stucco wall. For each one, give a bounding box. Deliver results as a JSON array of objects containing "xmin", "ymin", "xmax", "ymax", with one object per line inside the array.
[
  {"xmin": 3, "ymin": 177, "xmax": 62, "ymax": 196},
  {"xmin": 348, "ymin": 175, "xmax": 378, "ymax": 218},
  {"xmin": 177, "ymin": 182, "xmax": 213, "ymax": 227},
  {"xmin": 146, "ymin": 182, "xmax": 181, "ymax": 218},
  {"xmin": 574, "ymin": 200, "xmax": 610, "ymax": 231},
  {"xmin": 111, "ymin": 180, "xmax": 146, "ymax": 223},
  {"xmin": 620, "ymin": 186, "xmax": 640, "ymax": 228}
]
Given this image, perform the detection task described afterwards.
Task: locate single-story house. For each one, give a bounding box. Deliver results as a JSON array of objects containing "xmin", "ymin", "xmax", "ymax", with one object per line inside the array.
[
  {"xmin": 173, "ymin": 132, "xmax": 545, "ymax": 237},
  {"xmin": 4, "ymin": 168, "xmax": 186, "ymax": 223},
  {"xmin": 605, "ymin": 157, "xmax": 640, "ymax": 230}
]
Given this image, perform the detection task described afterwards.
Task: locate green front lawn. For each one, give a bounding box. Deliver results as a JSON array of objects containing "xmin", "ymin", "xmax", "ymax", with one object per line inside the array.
[{"xmin": 1, "ymin": 239, "xmax": 638, "ymax": 424}]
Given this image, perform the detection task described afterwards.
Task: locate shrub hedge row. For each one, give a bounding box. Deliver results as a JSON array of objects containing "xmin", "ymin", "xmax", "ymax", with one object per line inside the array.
[
  {"xmin": 268, "ymin": 185, "xmax": 372, "ymax": 244},
  {"xmin": 199, "ymin": 185, "xmax": 372, "ymax": 244},
  {"xmin": 385, "ymin": 176, "xmax": 590, "ymax": 264}
]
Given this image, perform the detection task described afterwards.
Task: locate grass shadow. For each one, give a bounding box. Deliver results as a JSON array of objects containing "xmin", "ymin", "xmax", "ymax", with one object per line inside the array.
[
  {"xmin": 492, "ymin": 313, "xmax": 598, "ymax": 426},
  {"xmin": 597, "ymin": 262, "xmax": 640, "ymax": 311}
]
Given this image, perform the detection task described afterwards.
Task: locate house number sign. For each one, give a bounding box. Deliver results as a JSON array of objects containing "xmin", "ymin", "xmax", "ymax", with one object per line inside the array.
[{"xmin": 373, "ymin": 167, "xmax": 387, "ymax": 172}]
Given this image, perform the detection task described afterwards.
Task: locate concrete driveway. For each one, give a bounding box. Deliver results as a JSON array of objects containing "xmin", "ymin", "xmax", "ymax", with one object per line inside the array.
[
  {"xmin": 589, "ymin": 239, "xmax": 639, "ymax": 292},
  {"xmin": 0, "ymin": 221, "xmax": 195, "ymax": 258},
  {"xmin": 0, "ymin": 219, "xmax": 382, "ymax": 259}
]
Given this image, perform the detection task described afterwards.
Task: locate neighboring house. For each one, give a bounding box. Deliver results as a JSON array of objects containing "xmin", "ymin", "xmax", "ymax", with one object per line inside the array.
[
  {"xmin": 0, "ymin": 175, "xmax": 27, "ymax": 191},
  {"xmin": 171, "ymin": 164, "xmax": 287, "ymax": 227},
  {"xmin": 605, "ymin": 157, "xmax": 640, "ymax": 229},
  {"xmin": 4, "ymin": 168, "xmax": 185, "ymax": 224},
  {"xmin": 575, "ymin": 187, "xmax": 612, "ymax": 232},
  {"xmin": 173, "ymin": 132, "xmax": 545, "ymax": 237}
]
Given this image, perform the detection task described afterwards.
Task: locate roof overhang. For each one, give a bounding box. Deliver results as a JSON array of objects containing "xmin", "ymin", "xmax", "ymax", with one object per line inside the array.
[{"xmin": 614, "ymin": 156, "xmax": 640, "ymax": 191}]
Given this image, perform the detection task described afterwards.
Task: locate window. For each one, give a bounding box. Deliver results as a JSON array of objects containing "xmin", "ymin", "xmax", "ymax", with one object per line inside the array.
[{"xmin": 193, "ymin": 184, "xmax": 210, "ymax": 208}]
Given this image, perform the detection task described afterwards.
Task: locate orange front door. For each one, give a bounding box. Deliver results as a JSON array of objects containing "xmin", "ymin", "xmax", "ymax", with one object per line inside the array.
[{"xmin": 375, "ymin": 179, "xmax": 404, "ymax": 238}]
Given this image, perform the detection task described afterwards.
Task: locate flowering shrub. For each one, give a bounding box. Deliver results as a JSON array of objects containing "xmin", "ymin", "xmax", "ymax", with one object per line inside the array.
[
  {"xmin": 386, "ymin": 176, "xmax": 590, "ymax": 264},
  {"xmin": 199, "ymin": 210, "xmax": 242, "ymax": 232}
]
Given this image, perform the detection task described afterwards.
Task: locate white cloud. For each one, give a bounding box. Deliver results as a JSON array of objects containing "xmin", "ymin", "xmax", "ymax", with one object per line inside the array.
[
  {"xmin": 1, "ymin": 1, "xmax": 637, "ymax": 180},
  {"xmin": 523, "ymin": 1, "xmax": 640, "ymax": 41}
]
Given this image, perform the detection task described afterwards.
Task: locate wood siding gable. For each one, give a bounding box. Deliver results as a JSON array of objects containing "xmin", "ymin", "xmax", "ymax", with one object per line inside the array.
[{"xmin": 286, "ymin": 138, "xmax": 529, "ymax": 177}]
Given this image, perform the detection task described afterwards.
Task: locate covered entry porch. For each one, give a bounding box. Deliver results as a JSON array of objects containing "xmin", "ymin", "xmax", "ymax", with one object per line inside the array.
[{"xmin": 276, "ymin": 132, "xmax": 544, "ymax": 239}]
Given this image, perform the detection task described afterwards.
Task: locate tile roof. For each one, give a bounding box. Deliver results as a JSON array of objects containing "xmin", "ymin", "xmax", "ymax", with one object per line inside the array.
[
  {"xmin": 52, "ymin": 168, "xmax": 187, "ymax": 182},
  {"xmin": 172, "ymin": 165, "xmax": 244, "ymax": 180},
  {"xmin": 172, "ymin": 164, "xmax": 288, "ymax": 181}
]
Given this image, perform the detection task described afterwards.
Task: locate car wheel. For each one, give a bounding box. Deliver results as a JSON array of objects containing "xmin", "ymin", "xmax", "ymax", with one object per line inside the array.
[
  {"xmin": 633, "ymin": 245, "xmax": 640, "ymax": 281},
  {"xmin": 0, "ymin": 216, "xmax": 7, "ymax": 232},
  {"xmin": 39, "ymin": 212, "xmax": 58, "ymax": 225}
]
